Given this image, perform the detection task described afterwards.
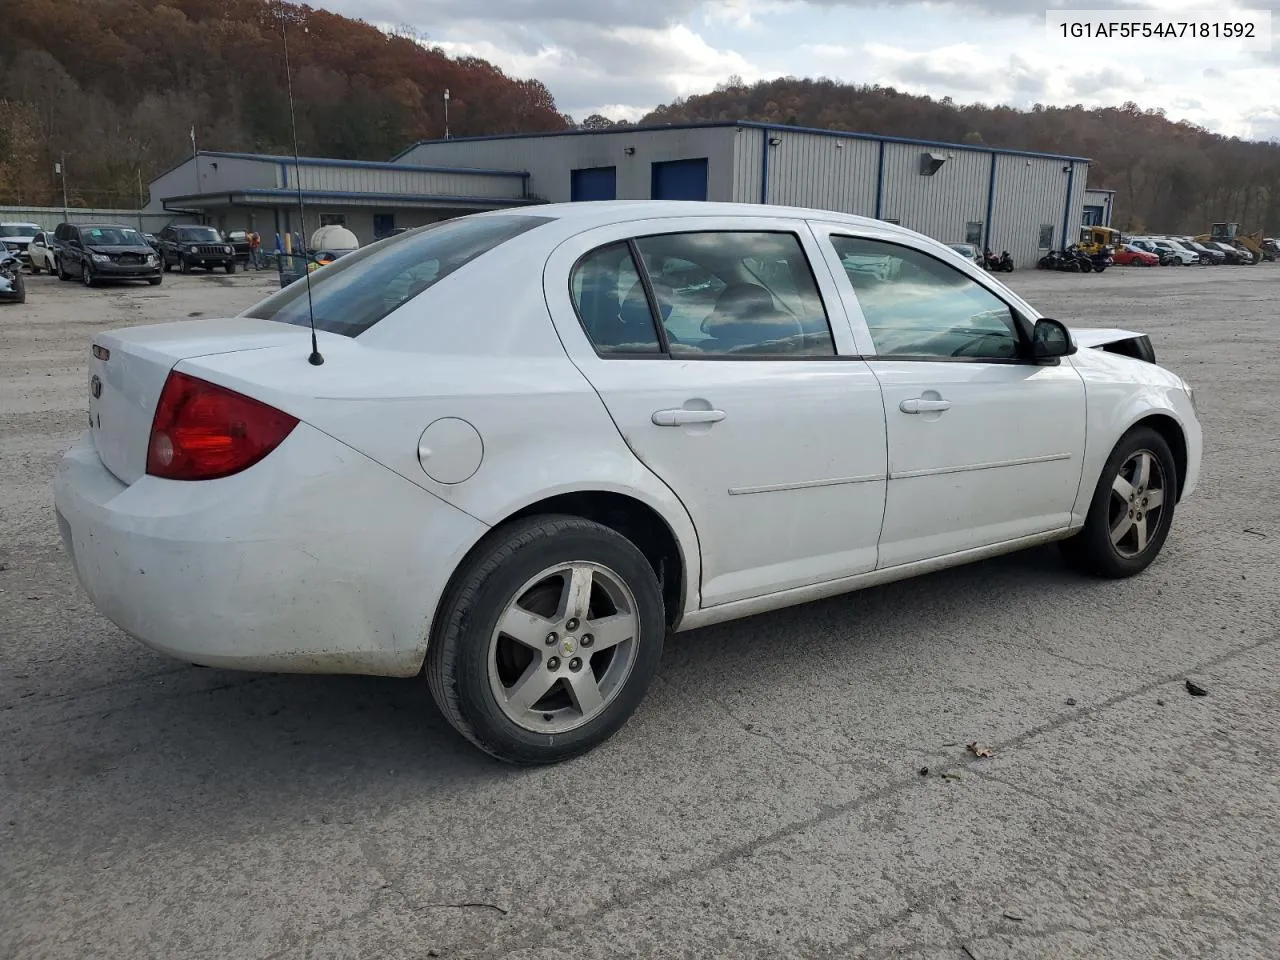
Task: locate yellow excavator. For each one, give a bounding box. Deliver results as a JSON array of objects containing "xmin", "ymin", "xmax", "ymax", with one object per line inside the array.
[{"xmin": 1194, "ymin": 223, "xmax": 1271, "ymax": 264}]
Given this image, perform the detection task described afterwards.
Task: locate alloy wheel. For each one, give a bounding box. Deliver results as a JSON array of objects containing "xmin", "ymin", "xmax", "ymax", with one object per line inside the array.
[
  {"xmin": 1109, "ymin": 449, "xmax": 1166, "ymax": 558},
  {"xmin": 487, "ymin": 561, "xmax": 640, "ymax": 735}
]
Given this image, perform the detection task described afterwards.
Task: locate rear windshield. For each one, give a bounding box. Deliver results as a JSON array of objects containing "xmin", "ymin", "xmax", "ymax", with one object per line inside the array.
[
  {"xmin": 1, "ymin": 224, "xmax": 39, "ymax": 238},
  {"xmin": 243, "ymin": 214, "xmax": 552, "ymax": 337}
]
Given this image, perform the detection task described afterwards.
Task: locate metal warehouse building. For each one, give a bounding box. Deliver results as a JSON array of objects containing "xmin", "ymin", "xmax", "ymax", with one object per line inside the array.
[
  {"xmin": 142, "ymin": 122, "xmax": 1093, "ymax": 268},
  {"xmin": 395, "ymin": 122, "xmax": 1091, "ymax": 268},
  {"xmin": 143, "ymin": 150, "xmax": 538, "ymax": 244}
]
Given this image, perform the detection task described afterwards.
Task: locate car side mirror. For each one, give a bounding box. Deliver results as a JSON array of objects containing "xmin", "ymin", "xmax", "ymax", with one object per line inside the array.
[{"xmin": 1031, "ymin": 318, "xmax": 1075, "ymax": 361}]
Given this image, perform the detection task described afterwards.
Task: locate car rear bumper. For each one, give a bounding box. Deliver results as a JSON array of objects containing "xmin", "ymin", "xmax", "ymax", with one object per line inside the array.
[{"xmin": 52, "ymin": 425, "xmax": 488, "ymax": 676}]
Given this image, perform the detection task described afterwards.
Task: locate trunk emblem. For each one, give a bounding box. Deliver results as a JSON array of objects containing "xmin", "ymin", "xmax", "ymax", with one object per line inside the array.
[{"xmin": 90, "ymin": 375, "xmax": 102, "ymax": 399}]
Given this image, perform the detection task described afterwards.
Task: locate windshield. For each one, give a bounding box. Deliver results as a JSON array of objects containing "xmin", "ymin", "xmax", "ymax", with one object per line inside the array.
[
  {"xmin": 82, "ymin": 226, "xmax": 145, "ymax": 246},
  {"xmin": 178, "ymin": 227, "xmax": 222, "ymax": 243},
  {"xmin": 1, "ymin": 225, "xmax": 40, "ymax": 238},
  {"xmin": 243, "ymin": 214, "xmax": 553, "ymax": 337}
]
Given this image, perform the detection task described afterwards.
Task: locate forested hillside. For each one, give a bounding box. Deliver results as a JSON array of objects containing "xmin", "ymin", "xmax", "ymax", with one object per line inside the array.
[
  {"xmin": 0, "ymin": 0, "xmax": 569, "ymax": 207},
  {"xmin": 639, "ymin": 78, "xmax": 1280, "ymax": 234}
]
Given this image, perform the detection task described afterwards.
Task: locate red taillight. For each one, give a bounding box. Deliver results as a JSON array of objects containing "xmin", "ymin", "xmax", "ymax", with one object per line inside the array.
[{"xmin": 146, "ymin": 371, "xmax": 298, "ymax": 481}]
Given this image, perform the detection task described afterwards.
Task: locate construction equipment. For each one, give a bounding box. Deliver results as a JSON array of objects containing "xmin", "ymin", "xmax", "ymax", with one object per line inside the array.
[
  {"xmin": 1194, "ymin": 223, "xmax": 1269, "ymax": 264},
  {"xmin": 1078, "ymin": 225, "xmax": 1122, "ymax": 256}
]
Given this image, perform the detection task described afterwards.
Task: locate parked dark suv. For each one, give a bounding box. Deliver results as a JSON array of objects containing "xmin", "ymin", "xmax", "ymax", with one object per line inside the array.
[
  {"xmin": 52, "ymin": 222, "xmax": 162, "ymax": 287},
  {"xmin": 158, "ymin": 224, "xmax": 238, "ymax": 273}
]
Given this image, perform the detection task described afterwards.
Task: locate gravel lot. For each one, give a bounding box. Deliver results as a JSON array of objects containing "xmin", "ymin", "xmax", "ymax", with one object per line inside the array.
[{"xmin": 2, "ymin": 264, "xmax": 1278, "ymax": 960}]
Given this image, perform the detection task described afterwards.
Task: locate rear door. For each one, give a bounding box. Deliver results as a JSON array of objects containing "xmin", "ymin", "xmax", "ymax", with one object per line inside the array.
[{"xmin": 543, "ymin": 216, "xmax": 888, "ymax": 608}]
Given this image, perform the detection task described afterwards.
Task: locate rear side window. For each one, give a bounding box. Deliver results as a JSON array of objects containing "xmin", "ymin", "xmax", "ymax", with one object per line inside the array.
[{"xmin": 244, "ymin": 214, "xmax": 552, "ymax": 337}]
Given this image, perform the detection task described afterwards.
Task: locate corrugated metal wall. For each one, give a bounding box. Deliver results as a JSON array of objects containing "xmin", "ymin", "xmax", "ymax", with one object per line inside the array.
[
  {"xmin": 398, "ymin": 128, "xmax": 740, "ymax": 202},
  {"xmin": 146, "ymin": 156, "xmax": 276, "ymax": 211},
  {"xmin": 989, "ymin": 156, "xmax": 1086, "ymax": 267},
  {"xmin": 880, "ymin": 142, "xmax": 990, "ymax": 244},
  {"xmin": 0, "ymin": 206, "xmax": 170, "ymax": 232},
  {"xmin": 755, "ymin": 131, "xmax": 879, "ymax": 214},
  {"xmin": 286, "ymin": 164, "xmax": 524, "ymax": 199},
  {"xmin": 732, "ymin": 127, "xmax": 765, "ymax": 203}
]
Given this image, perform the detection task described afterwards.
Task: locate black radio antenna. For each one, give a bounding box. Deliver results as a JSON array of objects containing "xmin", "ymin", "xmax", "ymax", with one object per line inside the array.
[{"xmin": 278, "ymin": 0, "xmax": 323, "ymax": 366}]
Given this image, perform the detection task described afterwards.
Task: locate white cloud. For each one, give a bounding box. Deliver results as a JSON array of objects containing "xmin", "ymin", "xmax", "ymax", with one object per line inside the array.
[{"xmin": 325, "ymin": 0, "xmax": 1280, "ymax": 136}]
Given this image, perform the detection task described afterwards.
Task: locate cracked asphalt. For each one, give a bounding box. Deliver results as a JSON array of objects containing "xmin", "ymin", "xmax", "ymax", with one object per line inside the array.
[{"xmin": 2, "ymin": 264, "xmax": 1278, "ymax": 960}]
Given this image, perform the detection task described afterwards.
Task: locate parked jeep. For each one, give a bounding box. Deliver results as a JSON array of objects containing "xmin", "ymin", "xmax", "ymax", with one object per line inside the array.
[{"xmin": 158, "ymin": 224, "xmax": 237, "ymax": 273}]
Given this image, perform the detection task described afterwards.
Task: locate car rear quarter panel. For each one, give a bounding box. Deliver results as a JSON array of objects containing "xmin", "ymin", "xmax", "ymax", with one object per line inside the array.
[
  {"xmin": 183, "ymin": 257, "xmax": 706, "ymax": 620},
  {"xmin": 1070, "ymin": 349, "xmax": 1201, "ymax": 518}
]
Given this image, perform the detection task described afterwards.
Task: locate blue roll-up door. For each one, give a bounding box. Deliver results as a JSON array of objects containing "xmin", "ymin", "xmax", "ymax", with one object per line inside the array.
[
  {"xmin": 571, "ymin": 166, "xmax": 617, "ymax": 202},
  {"xmin": 651, "ymin": 158, "xmax": 708, "ymax": 201}
]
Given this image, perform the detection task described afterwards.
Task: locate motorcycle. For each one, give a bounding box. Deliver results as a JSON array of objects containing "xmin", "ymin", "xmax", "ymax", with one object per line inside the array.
[
  {"xmin": 992, "ymin": 250, "xmax": 1014, "ymax": 272},
  {"xmin": 0, "ymin": 250, "xmax": 26, "ymax": 304},
  {"xmin": 1036, "ymin": 250, "xmax": 1062, "ymax": 270}
]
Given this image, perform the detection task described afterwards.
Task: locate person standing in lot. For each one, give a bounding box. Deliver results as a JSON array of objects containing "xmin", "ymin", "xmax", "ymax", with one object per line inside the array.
[{"xmin": 248, "ymin": 231, "xmax": 263, "ymax": 270}]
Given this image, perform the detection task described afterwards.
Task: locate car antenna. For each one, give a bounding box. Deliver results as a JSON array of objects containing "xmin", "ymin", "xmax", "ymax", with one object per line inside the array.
[{"xmin": 278, "ymin": 0, "xmax": 323, "ymax": 366}]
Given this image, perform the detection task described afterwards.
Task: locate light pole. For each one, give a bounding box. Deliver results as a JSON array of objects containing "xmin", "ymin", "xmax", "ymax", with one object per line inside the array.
[{"xmin": 443, "ymin": 88, "xmax": 450, "ymax": 140}]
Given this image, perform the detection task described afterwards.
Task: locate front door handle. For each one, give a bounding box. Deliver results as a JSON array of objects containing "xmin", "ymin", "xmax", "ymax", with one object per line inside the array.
[
  {"xmin": 900, "ymin": 397, "xmax": 952, "ymax": 414},
  {"xmin": 652, "ymin": 408, "xmax": 727, "ymax": 427}
]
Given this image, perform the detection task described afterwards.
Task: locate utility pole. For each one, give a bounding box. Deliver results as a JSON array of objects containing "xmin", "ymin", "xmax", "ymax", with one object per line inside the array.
[
  {"xmin": 137, "ymin": 167, "xmax": 145, "ymax": 231},
  {"xmin": 443, "ymin": 88, "xmax": 450, "ymax": 140},
  {"xmin": 55, "ymin": 153, "xmax": 69, "ymax": 218}
]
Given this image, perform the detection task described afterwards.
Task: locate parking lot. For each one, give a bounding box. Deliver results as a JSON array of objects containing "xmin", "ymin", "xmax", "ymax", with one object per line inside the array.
[{"xmin": 2, "ymin": 264, "xmax": 1278, "ymax": 959}]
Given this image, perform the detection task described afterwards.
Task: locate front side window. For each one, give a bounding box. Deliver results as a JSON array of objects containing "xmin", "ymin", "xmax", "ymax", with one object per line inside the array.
[
  {"xmin": 244, "ymin": 214, "xmax": 551, "ymax": 337},
  {"xmin": 830, "ymin": 235, "xmax": 1022, "ymax": 361},
  {"xmin": 635, "ymin": 232, "xmax": 835, "ymax": 357}
]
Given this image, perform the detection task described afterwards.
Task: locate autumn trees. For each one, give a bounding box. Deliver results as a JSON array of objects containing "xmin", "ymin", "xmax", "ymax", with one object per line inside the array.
[{"xmin": 0, "ymin": 0, "xmax": 569, "ymax": 206}]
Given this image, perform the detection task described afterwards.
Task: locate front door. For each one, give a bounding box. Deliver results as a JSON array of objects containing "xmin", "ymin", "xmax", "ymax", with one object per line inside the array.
[
  {"xmin": 816, "ymin": 228, "xmax": 1087, "ymax": 567},
  {"xmin": 544, "ymin": 217, "xmax": 888, "ymax": 608}
]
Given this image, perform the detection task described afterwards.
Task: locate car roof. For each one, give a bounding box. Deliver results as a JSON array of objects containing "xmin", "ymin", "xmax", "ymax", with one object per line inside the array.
[{"xmin": 479, "ymin": 200, "xmax": 918, "ymax": 238}]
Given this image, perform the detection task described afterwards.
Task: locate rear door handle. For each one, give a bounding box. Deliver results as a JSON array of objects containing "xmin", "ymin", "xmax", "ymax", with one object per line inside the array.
[
  {"xmin": 899, "ymin": 398, "xmax": 952, "ymax": 414},
  {"xmin": 652, "ymin": 408, "xmax": 727, "ymax": 427}
]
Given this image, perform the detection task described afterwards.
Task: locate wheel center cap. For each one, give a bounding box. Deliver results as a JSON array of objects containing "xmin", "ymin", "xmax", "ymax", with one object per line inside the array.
[{"xmin": 561, "ymin": 637, "xmax": 577, "ymax": 657}]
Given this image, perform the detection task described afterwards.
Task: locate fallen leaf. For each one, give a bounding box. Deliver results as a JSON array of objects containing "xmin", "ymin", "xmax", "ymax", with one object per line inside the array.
[
  {"xmin": 918, "ymin": 766, "xmax": 929, "ymax": 776},
  {"xmin": 1003, "ymin": 912, "xmax": 1025, "ymax": 922},
  {"xmin": 1065, "ymin": 697, "xmax": 1077, "ymax": 706},
  {"xmin": 966, "ymin": 741, "xmax": 994, "ymax": 758},
  {"xmin": 1185, "ymin": 679, "xmax": 1208, "ymax": 697},
  {"xmin": 941, "ymin": 771, "xmax": 963, "ymax": 781}
]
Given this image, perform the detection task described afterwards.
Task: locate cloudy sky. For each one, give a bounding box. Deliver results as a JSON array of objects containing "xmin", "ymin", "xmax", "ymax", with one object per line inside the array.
[{"xmin": 324, "ymin": 0, "xmax": 1280, "ymax": 141}]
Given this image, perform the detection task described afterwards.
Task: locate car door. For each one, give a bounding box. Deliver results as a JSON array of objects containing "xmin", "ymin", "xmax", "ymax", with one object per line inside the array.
[
  {"xmin": 543, "ymin": 216, "xmax": 888, "ymax": 608},
  {"xmin": 812, "ymin": 226, "xmax": 1087, "ymax": 568},
  {"xmin": 66, "ymin": 227, "xmax": 85, "ymax": 275}
]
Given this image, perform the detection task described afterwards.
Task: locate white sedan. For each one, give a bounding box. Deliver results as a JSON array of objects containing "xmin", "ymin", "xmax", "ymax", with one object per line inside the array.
[{"xmin": 53, "ymin": 201, "xmax": 1202, "ymax": 764}]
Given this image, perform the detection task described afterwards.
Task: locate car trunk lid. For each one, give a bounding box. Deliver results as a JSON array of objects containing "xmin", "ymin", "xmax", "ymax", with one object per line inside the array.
[{"xmin": 87, "ymin": 317, "xmax": 329, "ymax": 484}]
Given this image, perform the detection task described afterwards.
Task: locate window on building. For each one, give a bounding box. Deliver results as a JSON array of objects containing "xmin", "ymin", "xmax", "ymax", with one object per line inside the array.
[
  {"xmin": 965, "ymin": 221, "xmax": 983, "ymax": 246},
  {"xmin": 829, "ymin": 235, "xmax": 1020, "ymax": 361},
  {"xmin": 319, "ymin": 213, "xmax": 347, "ymax": 227},
  {"xmin": 1038, "ymin": 224, "xmax": 1054, "ymax": 249}
]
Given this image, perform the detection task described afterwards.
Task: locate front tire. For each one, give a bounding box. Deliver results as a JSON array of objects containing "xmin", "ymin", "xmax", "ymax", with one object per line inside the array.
[
  {"xmin": 57, "ymin": 258, "xmax": 70, "ymax": 281},
  {"xmin": 81, "ymin": 262, "xmax": 95, "ymax": 287},
  {"xmin": 1060, "ymin": 426, "xmax": 1178, "ymax": 578},
  {"xmin": 427, "ymin": 515, "xmax": 666, "ymax": 765},
  {"xmin": 225, "ymin": 261, "xmax": 237, "ymax": 274}
]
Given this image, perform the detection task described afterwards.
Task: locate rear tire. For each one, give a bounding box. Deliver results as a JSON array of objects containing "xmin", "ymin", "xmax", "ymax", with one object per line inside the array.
[
  {"xmin": 426, "ymin": 515, "xmax": 666, "ymax": 765},
  {"xmin": 1060, "ymin": 426, "xmax": 1178, "ymax": 579}
]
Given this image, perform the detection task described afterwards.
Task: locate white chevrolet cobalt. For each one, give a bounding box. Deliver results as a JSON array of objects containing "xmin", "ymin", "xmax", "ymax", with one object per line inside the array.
[{"xmin": 53, "ymin": 202, "xmax": 1202, "ymax": 764}]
